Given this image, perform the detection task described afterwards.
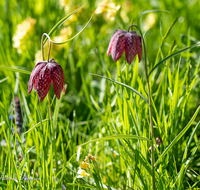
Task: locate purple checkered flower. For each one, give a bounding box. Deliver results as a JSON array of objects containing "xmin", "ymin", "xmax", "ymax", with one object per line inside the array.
[
  {"xmin": 28, "ymin": 58, "xmax": 65, "ymax": 102},
  {"xmin": 107, "ymin": 29, "xmax": 142, "ymax": 64}
]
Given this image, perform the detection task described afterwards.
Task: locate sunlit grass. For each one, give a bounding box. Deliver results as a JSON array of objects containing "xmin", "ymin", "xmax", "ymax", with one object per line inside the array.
[{"xmin": 0, "ymin": 0, "xmax": 200, "ymax": 189}]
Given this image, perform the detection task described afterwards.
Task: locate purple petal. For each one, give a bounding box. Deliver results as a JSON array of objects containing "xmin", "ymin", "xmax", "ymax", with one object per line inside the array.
[
  {"xmin": 50, "ymin": 63, "xmax": 64, "ymax": 99},
  {"xmin": 34, "ymin": 76, "xmax": 37, "ymax": 90},
  {"xmin": 28, "ymin": 61, "xmax": 46, "ymax": 94},
  {"xmin": 57, "ymin": 65, "xmax": 65, "ymax": 94},
  {"xmin": 111, "ymin": 33, "xmax": 126, "ymax": 62},
  {"xmin": 125, "ymin": 32, "xmax": 137, "ymax": 64},
  {"xmin": 107, "ymin": 30, "xmax": 126, "ymax": 57},
  {"xmin": 36, "ymin": 65, "xmax": 51, "ymax": 102},
  {"xmin": 130, "ymin": 31, "xmax": 142, "ymax": 62},
  {"xmin": 135, "ymin": 35, "xmax": 142, "ymax": 62}
]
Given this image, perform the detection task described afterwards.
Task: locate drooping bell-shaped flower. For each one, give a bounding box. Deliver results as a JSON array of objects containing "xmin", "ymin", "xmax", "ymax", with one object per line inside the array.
[
  {"xmin": 28, "ymin": 58, "xmax": 65, "ymax": 102},
  {"xmin": 107, "ymin": 29, "xmax": 142, "ymax": 64}
]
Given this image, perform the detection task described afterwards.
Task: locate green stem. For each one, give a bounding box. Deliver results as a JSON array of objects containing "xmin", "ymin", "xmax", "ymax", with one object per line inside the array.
[
  {"xmin": 47, "ymin": 93, "xmax": 53, "ymax": 121},
  {"xmin": 144, "ymin": 40, "xmax": 156, "ymax": 190},
  {"xmin": 128, "ymin": 25, "xmax": 155, "ymax": 189},
  {"xmin": 41, "ymin": 33, "xmax": 54, "ymax": 187},
  {"xmin": 41, "ymin": 33, "xmax": 52, "ymax": 62},
  {"xmin": 41, "ymin": 33, "xmax": 53, "ymax": 120}
]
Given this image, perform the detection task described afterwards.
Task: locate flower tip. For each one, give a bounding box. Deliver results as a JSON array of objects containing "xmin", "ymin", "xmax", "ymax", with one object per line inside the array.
[
  {"xmin": 63, "ymin": 86, "xmax": 65, "ymax": 94},
  {"xmin": 28, "ymin": 82, "xmax": 33, "ymax": 95},
  {"xmin": 38, "ymin": 97, "xmax": 43, "ymax": 102}
]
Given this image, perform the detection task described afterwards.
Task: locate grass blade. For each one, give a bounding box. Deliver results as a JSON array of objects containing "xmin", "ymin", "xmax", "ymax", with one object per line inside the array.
[
  {"xmin": 178, "ymin": 120, "xmax": 200, "ymax": 188},
  {"xmin": 148, "ymin": 42, "xmax": 200, "ymax": 77},
  {"xmin": 90, "ymin": 73, "xmax": 148, "ymax": 104},
  {"xmin": 155, "ymin": 105, "xmax": 200, "ymax": 167},
  {"xmin": 43, "ymin": 4, "xmax": 86, "ymax": 45},
  {"xmin": 0, "ymin": 65, "xmax": 31, "ymax": 75},
  {"xmin": 50, "ymin": 13, "xmax": 94, "ymax": 45},
  {"xmin": 0, "ymin": 77, "xmax": 9, "ymax": 83},
  {"xmin": 138, "ymin": 9, "xmax": 171, "ymax": 25},
  {"xmin": 78, "ymin": 134, "xmax": 151, "ymax": 147}
]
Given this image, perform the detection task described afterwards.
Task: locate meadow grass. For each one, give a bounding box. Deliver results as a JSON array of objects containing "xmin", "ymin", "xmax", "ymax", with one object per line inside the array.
[{"xmin": 0, "ymin": 0, "xmax": 200, "ymax": 189}]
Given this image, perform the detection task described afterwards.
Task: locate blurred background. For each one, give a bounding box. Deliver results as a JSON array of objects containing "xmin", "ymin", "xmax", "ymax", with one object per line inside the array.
[
  {"xmin": 0, "ymin": 0, "xmax": 200, "ymax": 188},
  {"xmin": 0, "ymin": 0, "xmax": 199, "ymax": 120}
]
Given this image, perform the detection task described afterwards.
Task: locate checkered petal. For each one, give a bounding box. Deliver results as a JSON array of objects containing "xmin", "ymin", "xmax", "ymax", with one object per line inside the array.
[
  {"xmin": 28, "ymin": 58, "xmax": 65, "ymax": 102},
  {"xmin": 57, "ymin": 65, "xmax": 65, "ymax": 94},
  {"xmin": 107, "ymin": 29, "xmax": 126, "ymax": 56},
  {"xmin": 111, "ymin": 33, "xmax": 126, "ymax": 62},
  {"xmin": 50, "ymin": 63, "xmax": 65, "ymax": 99},
  {"xmin": 28, "ymin": 61, "xmax": 46, "ymax": 94},
  {"xmin": 125, "ymin": 32, "xmax": 137, "ymax": 64},
  {"xmin": 134, "ymin": 33, "xmax": 142, "ymax": 62},
  {"xmin": 36, "ymin": 65, "xmax": 51, "ymax": 102}
]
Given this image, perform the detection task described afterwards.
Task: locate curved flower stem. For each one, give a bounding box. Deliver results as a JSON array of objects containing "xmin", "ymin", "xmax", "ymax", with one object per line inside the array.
[
  {"xmin": 41, "ymin": 33, "xmax": 53, "ymax": 120},
  {"xmin": 128, "ymin": 25, "xmax": 155, "ymax": 189},
  {"xmin": 41, "ymin": 33, "xmax": 56, "ymax": 180},
  {"xmin": 41, "ymin": 33, "xmax": 52, "ymax": 63}
]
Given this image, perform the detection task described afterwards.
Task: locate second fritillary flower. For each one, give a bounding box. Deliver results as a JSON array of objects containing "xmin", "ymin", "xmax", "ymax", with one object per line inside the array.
[
  {"xmin": 107, "ymin": 28, "xmax": 142, "ymax": 64},
  {"xmin": 28, "ymin": 58, "xmax": 65, "ymax": 102}
]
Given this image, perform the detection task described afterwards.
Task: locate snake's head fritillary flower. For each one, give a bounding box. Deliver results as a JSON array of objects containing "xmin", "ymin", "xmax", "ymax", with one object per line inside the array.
[
  {"xmin": 107, "ymin": 29, "xmax": 142, "ymax": 64},
  {"xmin": 28, "ymin": 58, "xmax": 65, "ymax": 102}
]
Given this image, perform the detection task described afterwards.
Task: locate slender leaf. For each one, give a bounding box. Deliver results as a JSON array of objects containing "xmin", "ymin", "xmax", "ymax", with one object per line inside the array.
[
  {"xmin": 49, "ymin": 13, "xmax": 94, "ymax": 45},
  {"xmin": 23, "ymin": 119, "xmax": 49, "ymax": 134},
  {"xmin": 0, "ymin": 65, "xmax": 31, "ymax": 75},
  {"xmin": 162, "ymin": 16, "xmax": 179, "ymax": 43},
  {"xmin": 78, "ymin": 134, "xmax": 151, "ymax": 147},
  {"xmin": 148, "ymin": 43, "xmax": 200, "ymax": 76},
  {"xmin": 43, "ymin": 5, "xmax": 86, "ymax": 45},
  {"xmin": 90, "ymin": 73, "xmax": 149, "ymax": 104},
  {"xmin": 155, "ymin": 105, "xmax": 200, "ymax": 167},
  {"xmin": 178, "ymin": 121, "xmax": 200, "ymax": 188},
  {"xmin": 0, "ymin": 77, "xmax": 9, "ymax": 83},
  {"xmin": 138, "ymin": 9, "xmax": 171, "ymax": 24}
]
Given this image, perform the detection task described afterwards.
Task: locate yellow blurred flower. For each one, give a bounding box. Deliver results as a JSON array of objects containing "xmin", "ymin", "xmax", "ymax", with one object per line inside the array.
[
  {"xmin": 65, "ymin": 13, "xmax": 78, "ymax": 23},
  {"xmin": 59, "ymin": 0, "xmax": 70, "ymax": 7},
  {"xmin": 120, "ymin": 1, "xmax": 133, "ymax": 23},
  {"xmin": 143, "ymin": 13, "xmax": 157, "ymax": 31},
  {"xmin": 13, "ymin": 17, "xmax": 36, "ymax": 53},
  {"xmin": 52, "ymin": 26, "xmax": 72, "ymax": 50},
  {"xmin": 95, "ymin": 0, "xmax": 120, "ymax": 21},
  {"xmin": 77, "ymin": 169, "xmax": 90, "ymax": 178},
  {"xmin": 78, "ymin": 161, "xmax": 90, "ymax": 170}
]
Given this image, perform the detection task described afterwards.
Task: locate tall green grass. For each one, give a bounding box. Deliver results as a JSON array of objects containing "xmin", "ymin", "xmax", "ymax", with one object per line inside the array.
[{"xmin": 0, "ymin": 0, "xmax": 200, "ymax": 189}]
